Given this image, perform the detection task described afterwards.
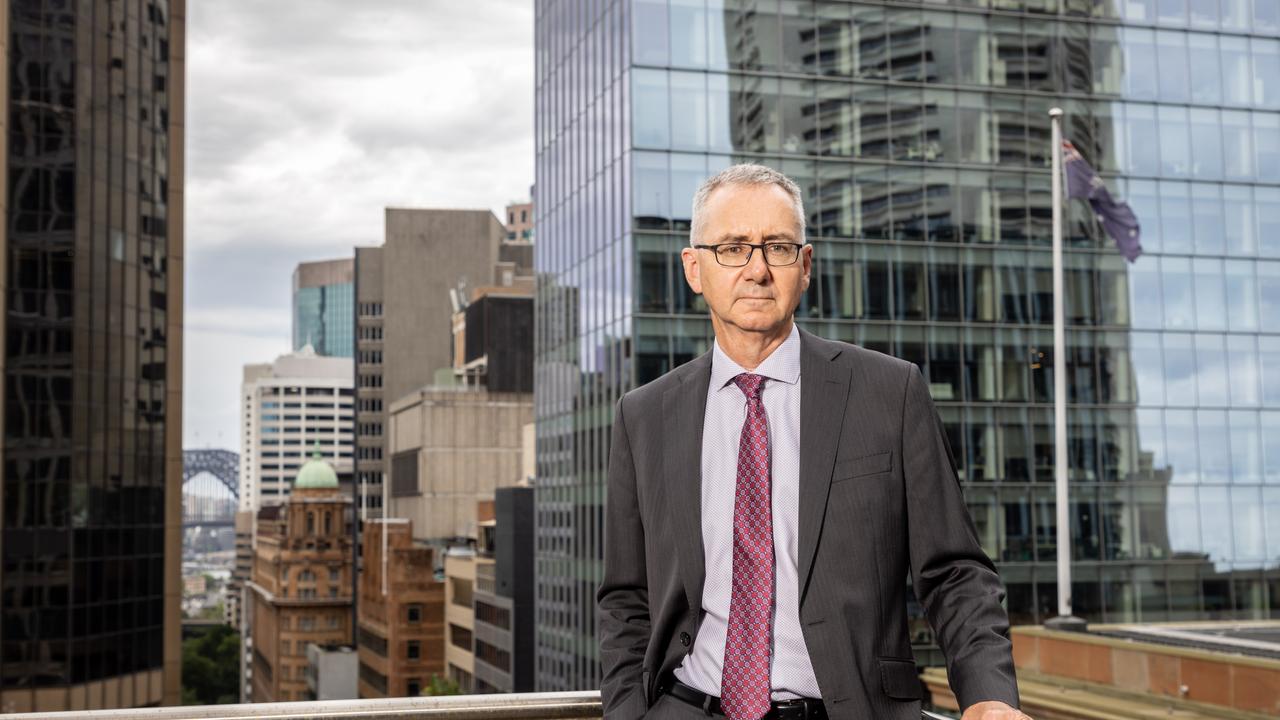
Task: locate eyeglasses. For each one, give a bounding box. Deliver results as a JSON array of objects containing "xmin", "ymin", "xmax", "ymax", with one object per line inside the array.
[{"xmin": 693, "ymin": 242, "xmax": 803, "ymax": 267}]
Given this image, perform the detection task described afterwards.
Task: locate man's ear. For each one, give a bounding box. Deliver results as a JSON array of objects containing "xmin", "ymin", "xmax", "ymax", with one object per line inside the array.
[
  {"xmin": 800, "ymin": 243, "xmax": 813, "ymax": 291},
  {"xmin": 680, "ymin": 247, "xmax": 703, "ymax": 295}
]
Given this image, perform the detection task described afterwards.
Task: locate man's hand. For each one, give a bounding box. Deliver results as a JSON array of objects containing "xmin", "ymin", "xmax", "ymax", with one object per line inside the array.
[{"xmin": 961, "ymin": 700, "xmax": 1032, "ymax": 720}]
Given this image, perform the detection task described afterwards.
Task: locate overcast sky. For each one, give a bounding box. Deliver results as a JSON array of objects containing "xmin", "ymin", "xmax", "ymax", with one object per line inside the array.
[{"xmin": 184, "ymin": 1, "xmax": 534, "ymax": 448}]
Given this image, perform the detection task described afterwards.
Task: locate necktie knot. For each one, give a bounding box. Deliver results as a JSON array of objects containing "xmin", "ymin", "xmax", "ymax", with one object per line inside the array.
[{"xmin": 732, "ymin": 373, "xmax": 766, "ymax": 402}]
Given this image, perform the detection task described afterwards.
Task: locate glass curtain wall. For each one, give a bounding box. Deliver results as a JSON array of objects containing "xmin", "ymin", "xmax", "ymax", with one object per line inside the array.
[{"xmin": 535, "ymin": 0, "xmax": 1280, "ymax": 691}]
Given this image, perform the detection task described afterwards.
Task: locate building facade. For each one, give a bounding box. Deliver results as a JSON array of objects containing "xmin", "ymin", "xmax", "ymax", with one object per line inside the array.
[
  {"xmin": 246, "ymin": 456, "xmax": 354, "ymax": 703},
  {"xmin": 239, "ymin": 346, "xmax": 354, "ymax": 511},
  {"xmin": 472, "ymin": 486, "xmax": 537, "ymax": 694},
  {"xmin": 357, "ymin": 519, "xmax": 445, "ymax": 699},
  {"xmin": 0, "ymin": 0, "xmax": 186, "ymax": 711},
  {"xmin": 353, "ymin": 209, "xmax": 510, "ymax": 521},
  {"xmin": 386, "ymin": 388, "xmax": 533, "ymax": 544},
  {"xmin": 293, "ymin": 258, "xmax": 355, "ymax": 358},
  {"xmin": 533, "ymin": 0, "xmax": 1280, "ymax": 692}
]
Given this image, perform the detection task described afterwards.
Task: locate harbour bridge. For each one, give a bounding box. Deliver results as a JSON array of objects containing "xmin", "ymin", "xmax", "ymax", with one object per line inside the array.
[{"xmin": 183, "ymin": 449, "xmax": 239, "ymax": 529}]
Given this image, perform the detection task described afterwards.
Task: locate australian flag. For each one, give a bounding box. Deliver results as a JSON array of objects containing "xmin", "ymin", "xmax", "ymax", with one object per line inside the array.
[{"xmin": 1063, "ymin": 141, "xmax": 1142, "ymax": 262}]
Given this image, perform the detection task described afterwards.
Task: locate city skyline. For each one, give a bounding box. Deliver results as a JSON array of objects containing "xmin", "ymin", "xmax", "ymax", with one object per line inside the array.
[{"xmin": 183, "ymin": 0, "xmax": 535, "ymax": 450}]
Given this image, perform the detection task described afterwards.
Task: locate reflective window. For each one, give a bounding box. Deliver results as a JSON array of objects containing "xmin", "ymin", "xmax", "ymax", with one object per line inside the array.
[
  {"xmin": 1263, "ymin": 337, "xmax": 1280, "ymax": 405},
  {"xmin": 1165, "ymin": 409, "xmax": 1200, "ymax": 482},
  {"xmin": 1189, "ymin": 109, "xmax": 1223, "ymax": 180},
  {"xmin": 1256, "ymin": 113, "xmax": 1280, "ymax": 183},
  {"xmin": 1195, "ymin": 334, "xmax": 1229, "ymax": 406},
  {"xmin": 1193, "ymin": 259, "xmax": 1226, "ymax": 330},
  {"xmin": 1191, "ymin": 184, "xmax": 1225, "ymax": 254},
  {"xmin": 1228, "ymin": 335, "xmax": 1261, "ymax": 407},
  {"xmin": 669, "ymin": 71, "xmax": 707, "ymax": 151},
  {"xmin": 1259, "ymin": 261, "xmax": 1280, "ymax": 330},
  {"xmin": 1254, "ymin": 38, "xmax": 1280, "ymax": 110},
  {"xmin": 1123, "ymin": 28, "xmax": 1159, "ymax": 100},
  {"xmin": 632, "ymin": 69, "xmax": 670, "ymax": 148},
  {"xmin": 1188, "ymin": 34, "xmax": 1222, "ymax": 105},
  {"xmin": 1258, "ymin": 188, "xmax": 1280, "ymax": 257},
  {"xmin": 1163, "ymin": 334, "xmax": 1198, "ymax": 405},
  {"xmin": 1221, "ymin": 36, "xmax": 1253, "ymax": 106},
  {"xmin": 670, "ymin": 0, "xmax": 708, "ymax": 69},
  {"xmin": 1156, "ymin": 30, "xmax": 1188, "ymax": 102},
  {"xmin": 1223, "ymin": 185, "xmax": 1257, "ymax": 256},
  {"xmin": 1225, "ymin": 259, "xmax": 1260, "ymax": 331},
  {"xmin": 1223, "ymin": 110, "xmax": 1254, "ymax": 181},
  {"xmin": 634, "ymin": 0, "xmax": 670, "ymax": 66},
  {"xmin": 1161, "ymin": 256, "xmax": 1194, "ymax": 329}
]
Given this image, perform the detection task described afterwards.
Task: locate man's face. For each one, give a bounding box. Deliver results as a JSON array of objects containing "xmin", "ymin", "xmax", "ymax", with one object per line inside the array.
[{"xmin": 681, "ymin": 183, "xmax": 812, "ymax": 335}]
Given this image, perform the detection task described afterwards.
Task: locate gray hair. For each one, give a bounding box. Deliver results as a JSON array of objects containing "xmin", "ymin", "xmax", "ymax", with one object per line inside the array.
[{"xmin": 689, "ymin": 163, "xmax": 806, "ymax": 247}]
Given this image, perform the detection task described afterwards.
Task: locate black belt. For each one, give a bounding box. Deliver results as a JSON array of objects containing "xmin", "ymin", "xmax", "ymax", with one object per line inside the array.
[{"xmin": 662, "ymin": 679, "xmax": 828, "ymax": 720}]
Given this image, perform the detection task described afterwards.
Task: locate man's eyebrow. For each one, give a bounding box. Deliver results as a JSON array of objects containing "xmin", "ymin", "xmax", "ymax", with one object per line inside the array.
[{"xmin": 708, "ymin": 232, "xmax": 796, "ymax": 244}]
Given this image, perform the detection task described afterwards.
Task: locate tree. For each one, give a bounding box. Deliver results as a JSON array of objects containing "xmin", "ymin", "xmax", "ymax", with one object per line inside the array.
[
  {"xmin": 182, "ymin": 625, "xmax": 240, "ymax": 705},
  {"xmin": 422, "ymin": 673, "xmax": 461, "ymax": 696}
]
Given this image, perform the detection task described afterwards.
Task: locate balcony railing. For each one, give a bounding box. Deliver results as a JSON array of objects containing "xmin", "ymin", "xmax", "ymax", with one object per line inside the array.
[{"xmin": 7, "ymin": 691, "xmax": 954, "ymax": 719}]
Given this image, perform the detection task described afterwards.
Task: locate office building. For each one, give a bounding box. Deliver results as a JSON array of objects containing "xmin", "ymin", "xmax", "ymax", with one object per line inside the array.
[
  {"xmin": 452, "ymin": 269, "xmax": 535, "ymax": 392},
  {"xmin": 227, "ymin": 510, "xmax": 254, "ymax": 631},
  {"xmin": 386, "ymin": 388, "xmax": 533, "ymax": 543},
  {"xmin": 246, "ymin": 454, "xmax": 354, "ymax": 703},
  {"xmin": 293, "ymin": 258, "xmax": 355, "ymax": 358},
  {"xmin": 357, "ymin": 519, "xmax": 445, "ymax": 699},
  {"xmin": 444, "ymin": 548, "xmax": 478, "ymax": 693},
  {"xmin": 353, "ymin": 209, "xmax": 514, "ymax": 520},
  {"xmin": 0, "ymin": 0, "xmax": 186, "ymax": 712},
  {"xmin": 533, "ymin": 0, "xmax": 1280, "ymax": 691},
  {"xmin": 239, "ymin": 346, "xmax": 354, "ymax": 511},
  {"xmin": 473, "ymin": 486, "xmax": 537, "ymax": 694}
]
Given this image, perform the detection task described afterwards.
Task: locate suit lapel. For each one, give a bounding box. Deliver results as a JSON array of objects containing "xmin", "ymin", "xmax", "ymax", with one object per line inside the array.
[
  {"xmin": 663, "ymin": 351, "xmax": 712, "ymax": 611},
  {"xmin": 797, "ymin": 327, "xmax": 850, "ymax": 608}
]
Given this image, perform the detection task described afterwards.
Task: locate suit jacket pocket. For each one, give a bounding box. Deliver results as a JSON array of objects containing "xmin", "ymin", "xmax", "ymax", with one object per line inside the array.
[
  {"xmin": 878, "ymin": 658, "xmax": 922, "ymax": 700},
  {"xmin": 832, "ymin": 451, "xmax": 892, "ymax": 482}
]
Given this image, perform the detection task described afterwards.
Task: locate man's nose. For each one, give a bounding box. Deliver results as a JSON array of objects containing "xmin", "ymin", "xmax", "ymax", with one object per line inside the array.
[{"xmin": 742, "ymin": 246, "xmax": 771, "ymax": 281}]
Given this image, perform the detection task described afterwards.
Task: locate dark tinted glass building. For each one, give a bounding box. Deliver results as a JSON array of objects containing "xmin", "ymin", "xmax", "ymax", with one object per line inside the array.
[
  {"xmin": 534, "ymin": 0, "xmax": 1280, "ymax": 692},
  {"xmin": 0, "ymin": 0, "xmax": 185, "ymax": 710}
]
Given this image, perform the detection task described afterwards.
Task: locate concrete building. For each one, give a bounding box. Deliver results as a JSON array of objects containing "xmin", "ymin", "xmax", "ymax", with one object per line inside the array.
[
  {"xmin": 0, "ymin": 0, "xmax": 186, "ymax": 712},
  {"xmin": 240, "ymin": 346, "xmax": 354, "ymax": 511},
  {"xmin": 353, "ymin": 208, "xmax": 532, "ymax": 520},
  {"xmin": 294, "ymin": 258, "xmax": 355, "ymax": 358},
  {"xmin": 247, "ymin": 454, "xmax": 354, "ymax": 703},
  {"xmin": 386, "ymin": 388, "xmax": 533, "ymax": 543},
  {"xmin": 473, "ymin": 486, "xmax": 537, "ymax": 694},
  {"xmin": 444, "ymin": 548, "xmax": 478, "ymax": 693},
  {"xmin": 357, "ymin": 519, "xmax": 445, "ymax": 699},
  {"xmin": 304, "ymin": 643, "xmax": 358, "ymax": 701}
]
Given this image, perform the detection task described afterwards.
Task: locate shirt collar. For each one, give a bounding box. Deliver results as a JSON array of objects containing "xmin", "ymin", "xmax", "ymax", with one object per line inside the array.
[{"xmin": 710, "ymin": 322, "xmax": 802, "ymax": 391}]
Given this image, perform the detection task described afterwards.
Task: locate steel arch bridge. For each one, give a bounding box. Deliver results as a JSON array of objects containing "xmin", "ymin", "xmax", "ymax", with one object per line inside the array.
[{"xmin": 183, "ymin": 449, "xmax": 239, "ymax": 528}]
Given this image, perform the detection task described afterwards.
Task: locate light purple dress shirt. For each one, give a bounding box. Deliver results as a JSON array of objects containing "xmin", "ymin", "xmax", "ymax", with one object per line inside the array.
[{"xmin": 672, "ymin": 323, "xmax": 822, "ymax": 700}]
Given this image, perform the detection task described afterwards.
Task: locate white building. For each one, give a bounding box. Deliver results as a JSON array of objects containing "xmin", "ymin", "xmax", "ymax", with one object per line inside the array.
[{"xmin": 240, "ymin": 345, "xmax": 354, "ymax": 510}]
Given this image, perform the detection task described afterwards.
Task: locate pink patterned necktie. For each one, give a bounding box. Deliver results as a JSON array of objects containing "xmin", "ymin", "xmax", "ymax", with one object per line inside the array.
[{"xmin": 721, "ymin": 372, "xmax": 774, "ymax": 720}]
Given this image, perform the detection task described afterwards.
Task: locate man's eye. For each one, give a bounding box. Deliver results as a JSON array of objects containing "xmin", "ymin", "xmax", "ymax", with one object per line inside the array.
[
  {"xmin": 766, "ymin": 244, "xmax": 789, "ymax": 254},
  {"xmin": 720, "ymin": 245, "xmax": 747, "ymax": 255}
]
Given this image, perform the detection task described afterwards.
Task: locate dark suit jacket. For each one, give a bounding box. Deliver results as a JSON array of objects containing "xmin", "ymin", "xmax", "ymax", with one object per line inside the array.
[{"xmin": 597, "ymin": 326, "xmax": 1019, "ymax": 720}]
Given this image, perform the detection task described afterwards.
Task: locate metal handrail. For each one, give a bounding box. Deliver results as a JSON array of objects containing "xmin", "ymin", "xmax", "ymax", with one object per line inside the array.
[{"xmin": 7, "ymin": 691, "xmax": 955, "ymax": 720}]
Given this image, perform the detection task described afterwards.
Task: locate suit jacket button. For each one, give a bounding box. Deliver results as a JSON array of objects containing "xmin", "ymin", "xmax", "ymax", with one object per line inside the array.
[{"xmin": 680, "ymin": 632, "xmax": 691, "ymax": 647}]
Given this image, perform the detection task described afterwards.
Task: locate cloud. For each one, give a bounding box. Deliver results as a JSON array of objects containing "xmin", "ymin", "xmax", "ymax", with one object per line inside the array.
[{"xmin": 184, "ymin": 1, "xmax": 534, "ymax": 447}]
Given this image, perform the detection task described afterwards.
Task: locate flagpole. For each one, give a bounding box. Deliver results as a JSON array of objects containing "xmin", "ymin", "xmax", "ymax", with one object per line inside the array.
[{"xmin": 1047, "ymin": 107, "xmax": 1085, "ymax": 631}]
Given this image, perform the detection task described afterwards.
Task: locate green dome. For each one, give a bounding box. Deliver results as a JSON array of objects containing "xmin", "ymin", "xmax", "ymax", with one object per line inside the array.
[{"xmin": 294, "ymin": 447, "xmax": 339, "ymax": 489}]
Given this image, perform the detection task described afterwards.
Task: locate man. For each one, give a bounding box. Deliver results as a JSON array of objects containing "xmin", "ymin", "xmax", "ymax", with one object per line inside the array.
[{"xmin": 598, "ymin": 165, "xmax": 1029, "ymax": 720}]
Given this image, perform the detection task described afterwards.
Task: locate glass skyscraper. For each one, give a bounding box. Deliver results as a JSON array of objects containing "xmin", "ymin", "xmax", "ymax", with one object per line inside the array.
[
  {"xmin": 1, "ymin": 0, "xmax": 185, "ymax": 710},
  {"xmin": 534, "ymin": 0, "xmax": 1280, "ymax": 692},
  {"xmin": 293, "ymin": 258, "xmax": 355, "ymax": 358}
]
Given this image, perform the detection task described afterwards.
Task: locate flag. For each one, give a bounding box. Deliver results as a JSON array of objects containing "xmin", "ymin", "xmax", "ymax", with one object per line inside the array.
[{"xmin": 1063, "ymin": 141, "xmax": 1142, "ymax": 262}]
